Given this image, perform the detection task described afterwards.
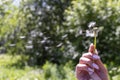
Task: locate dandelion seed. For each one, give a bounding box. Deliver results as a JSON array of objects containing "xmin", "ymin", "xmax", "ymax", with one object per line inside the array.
[
  {"xmin": 25, "ymin": 45, "xmax": 33, "ymax": 49},
  {"xmin": 79, "ymin": 30, "xmax": 83, "ymax": 35},
  {"xmin": 62, "ymin": 34, "xmax": 68, "ymax": 39},
  {"xmin": 28, "ymin": 40, "xmax": 32, "ymax": 44},
  {"xmin": 9, "ymin": 44, "xmax": 16, "ymax": 47},
  {"xmin": 41, "ymin": 40, "xmax": 46, "ymax": 44},
  {"xmin": 45, "ymin": 47, "xmax": 49, "ymax": 50},
  {"xmin": 57, "ymin": 43, "xmax": 63, "ymax": 47},
  {"xmin": 20, "ymin": 36, "xmax": 26, "ymax": 39},
  {"xmin": 88, "ymin": 21, "xmax": 96, "ymax": 28}
]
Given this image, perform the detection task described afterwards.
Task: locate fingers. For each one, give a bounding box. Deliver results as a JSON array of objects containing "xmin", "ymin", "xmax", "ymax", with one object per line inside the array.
[
  {"xmin": 76, "ymin": 64, "xmax": 94, "ymax": 76},
  {"xmin": 76, "ymin": 53, "xmax": 101, "ymax": 79},
  {"xmin": 80, "ymin": 57, "xmax": 99, "ymax": 70},
  {"xmin": 79, "ymin": 51, "xmax": 100, "ymax": 70},
  {"xmin": 76, "ymin": 43, "xmax": 107, "ymax": 80},
  {"xmin": 82, "ymin": 52, "xmax": 99, "ymax": 60}
]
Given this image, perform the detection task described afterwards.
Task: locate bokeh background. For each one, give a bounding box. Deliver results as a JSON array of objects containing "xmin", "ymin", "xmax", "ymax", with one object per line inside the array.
[{"xmin": 0, "ymin": 0, "xmax": 120, "ymax": 80}]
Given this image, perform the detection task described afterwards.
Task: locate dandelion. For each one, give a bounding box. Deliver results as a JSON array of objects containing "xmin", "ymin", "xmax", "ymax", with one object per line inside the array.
[{"xmin": 88, "ymin": 21, "xmax": 99, "ymax": 49}]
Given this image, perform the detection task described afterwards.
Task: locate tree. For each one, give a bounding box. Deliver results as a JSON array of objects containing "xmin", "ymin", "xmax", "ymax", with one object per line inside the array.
[
  {"xmin": 0, "ymin": 0, "xmax": 20, "ymax": 53},
  {"xmin": 6, "ymin": 0, "xmax": 72, "ymax": 65}
]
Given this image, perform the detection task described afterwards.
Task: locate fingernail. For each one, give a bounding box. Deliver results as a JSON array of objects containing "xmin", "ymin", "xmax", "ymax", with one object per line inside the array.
[
  {"xmin": 88, "ymin": 68, "xmax": 94, "ymax": 75},
  {"xmin": 92, "ymin": 63, "xmax": 99, "ymax": 70},
  {"xmin": 88, "ymin": 68, "xmax": 94, "ymax": 72},
  {"xmin": 93, "ymin": 55, "xmax": 100, "ymax": 59}
]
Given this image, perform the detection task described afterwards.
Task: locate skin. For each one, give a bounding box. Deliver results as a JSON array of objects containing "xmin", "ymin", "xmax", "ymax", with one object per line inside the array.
[{"xmin": 76, "ymin": 44, "xmax": 109, "ymax": 80}]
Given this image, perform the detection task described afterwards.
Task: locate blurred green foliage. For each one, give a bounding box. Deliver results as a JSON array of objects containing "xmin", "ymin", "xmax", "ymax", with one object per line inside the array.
[
  {"xmin": 5, "ymin": 0, "xmax": 73, "ymax": 65},
  {"xmin": 0, "ymin": 54, "xmax": 33, "ymax": 80},
  {"xmin": 0, "ymin": 0, "xmax": 120, "ymax": 80},
  {"xmin": 0, "ymin": 54, "xmax": 76, "ymax": 80},
  {"xmin": 0, "ymin": 54, "xmax": 120, "ymax": 80}
]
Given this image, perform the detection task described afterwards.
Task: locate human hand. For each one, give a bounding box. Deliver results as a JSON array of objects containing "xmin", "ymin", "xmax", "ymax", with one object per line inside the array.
[{"xmin": 76, "ymin": 44, "xmax": 109, "ymax": 80}]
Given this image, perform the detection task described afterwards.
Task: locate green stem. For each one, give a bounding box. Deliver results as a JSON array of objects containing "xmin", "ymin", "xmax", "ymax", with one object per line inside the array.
[{"xmin": 94, "ymin": 33, "xmax": 96, "ymax": 49}]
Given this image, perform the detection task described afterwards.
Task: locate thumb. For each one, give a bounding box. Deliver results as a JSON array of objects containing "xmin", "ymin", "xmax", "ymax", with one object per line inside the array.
[{"xmin": 88, "ymin": 43, "xmax": 95, "ymax": 53}]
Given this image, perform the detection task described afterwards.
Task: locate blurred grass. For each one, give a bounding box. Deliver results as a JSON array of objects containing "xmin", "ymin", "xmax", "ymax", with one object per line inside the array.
[
  {"xmin": 0, "ymin": 54, "xmax": 76, "ymax": 80},
  {"xmin": 0, "ymin": 54, "xmax": 120, "ymax": 80},
  {"xmin": 0, "ymin": 54, "xmax": 34, "ymax": 80}
]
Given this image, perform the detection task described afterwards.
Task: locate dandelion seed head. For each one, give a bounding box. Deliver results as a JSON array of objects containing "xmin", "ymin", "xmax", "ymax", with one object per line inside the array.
[{"xmin": 86, "ymin": 30, "xmax": 95, "ymax": 37}]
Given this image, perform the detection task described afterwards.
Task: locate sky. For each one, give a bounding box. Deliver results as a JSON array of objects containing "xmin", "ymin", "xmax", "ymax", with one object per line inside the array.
[{"xmin": 12, "ymin": 0, "xmax": 21, "ymax": 6}]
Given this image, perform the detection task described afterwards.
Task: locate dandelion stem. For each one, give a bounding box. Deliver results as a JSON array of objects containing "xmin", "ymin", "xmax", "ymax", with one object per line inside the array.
[
  {"xmin": 94, "ymin": 34, "xmax": 96, "ymax": 49},
  {"xmin": 93, "ymin": 27, "xmax": 97, "ymax": 50},
  {"xmin": 93, "ymin": 32, "xmax": 97, "ymax": 72}
]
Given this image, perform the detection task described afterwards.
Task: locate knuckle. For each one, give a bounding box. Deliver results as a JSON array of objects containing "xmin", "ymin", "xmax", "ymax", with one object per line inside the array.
[
  {"xmin": 82, "ymin": 52, "xmax": 92, "ymax": 58},
  {"xmin": 80, "ymin": 57, "xmax": 92, "ymax": 66}
]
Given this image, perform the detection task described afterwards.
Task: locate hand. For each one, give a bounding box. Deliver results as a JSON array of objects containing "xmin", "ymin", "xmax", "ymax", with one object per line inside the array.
[{"xmin": 76, "ymin": 44, "xmax": 109, "ymax": 80}]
